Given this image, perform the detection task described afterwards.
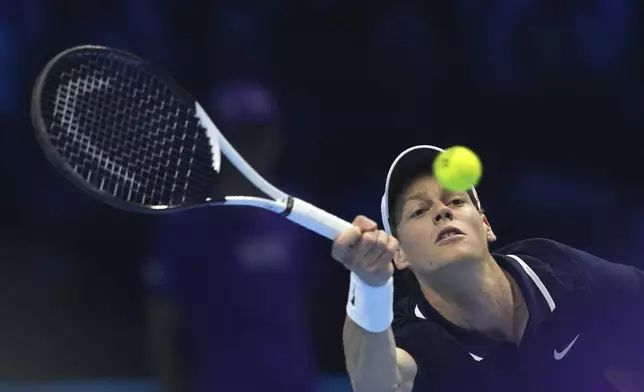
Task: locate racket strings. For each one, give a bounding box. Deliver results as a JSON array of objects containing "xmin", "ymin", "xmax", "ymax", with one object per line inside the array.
[{"xmin": 38, "ymin": 50, "xmax": 218, "ymax": 207}]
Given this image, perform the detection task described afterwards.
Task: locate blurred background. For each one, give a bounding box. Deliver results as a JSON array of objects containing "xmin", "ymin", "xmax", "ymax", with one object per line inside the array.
[{"xmin": 2, "ymin": 0, "xmax": 644, "ymax": 391}]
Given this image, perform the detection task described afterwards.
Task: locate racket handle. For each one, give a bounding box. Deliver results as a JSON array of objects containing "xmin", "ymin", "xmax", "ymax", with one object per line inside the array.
[{"xmin": 286, "ymin": 197, "xmax": 353, "ymax": 240}]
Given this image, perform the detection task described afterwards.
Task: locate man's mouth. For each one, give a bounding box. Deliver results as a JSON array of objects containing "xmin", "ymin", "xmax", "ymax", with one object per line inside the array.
[{"xmin": 435, "ymin": 226, "xmax": 465, "ymax": 244}]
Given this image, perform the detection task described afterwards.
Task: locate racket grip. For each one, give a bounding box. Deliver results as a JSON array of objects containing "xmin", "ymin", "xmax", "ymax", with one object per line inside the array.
[{"xmin": 286, "ymin": 197, "xmax": 353, "ymax": 240}]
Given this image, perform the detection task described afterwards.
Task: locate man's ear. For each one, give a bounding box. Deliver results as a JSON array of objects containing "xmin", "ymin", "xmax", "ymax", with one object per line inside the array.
[
  {"xmin": 483, "ymin": 214, "xmax": 497, "ymax": 243},
  {"xmin": 393, "ymin": 247, "xmax": 411, "ymax": 271}
]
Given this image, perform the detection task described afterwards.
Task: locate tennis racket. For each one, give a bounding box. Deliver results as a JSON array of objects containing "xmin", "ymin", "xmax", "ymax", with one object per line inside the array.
[{"xmin": 30, "ymin": 45, "xmax": 352, "ymax": 240}]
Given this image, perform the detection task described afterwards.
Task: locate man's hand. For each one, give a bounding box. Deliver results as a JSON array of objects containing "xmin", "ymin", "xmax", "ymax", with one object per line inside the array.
[{"xmin": 332, "ymin": 215, "xmax": 398, "ymax": 287}]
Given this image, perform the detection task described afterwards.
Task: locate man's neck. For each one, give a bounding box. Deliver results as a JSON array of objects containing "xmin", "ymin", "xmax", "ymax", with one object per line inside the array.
[{"xmin": 418, "ymin": 254, "xmax": 528, "ymax": 344}]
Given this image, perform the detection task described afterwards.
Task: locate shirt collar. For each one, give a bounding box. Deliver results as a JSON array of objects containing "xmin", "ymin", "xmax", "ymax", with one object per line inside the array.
[
  {"xmin": 413, "ymin": 254, "xmax": 555, "ymax": 328},
  {"xmin": 496, "ymin": 254, "xmax": 555, "ymax": 326}
]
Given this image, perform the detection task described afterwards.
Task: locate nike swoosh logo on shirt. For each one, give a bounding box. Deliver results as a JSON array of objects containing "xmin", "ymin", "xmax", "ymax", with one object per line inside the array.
[
  {"xmin": 469, "ymin": 353, "xmax": 483, "ymax": 361},
  {"xmin": 554, "ymin": 334, "xmax": 580, "ymax": 360}
]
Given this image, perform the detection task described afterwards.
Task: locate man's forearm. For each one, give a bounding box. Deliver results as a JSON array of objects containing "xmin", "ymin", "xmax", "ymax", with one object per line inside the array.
[{"xmin": 343, "ymin": 316, "xmax": 401, "ymax": 392}]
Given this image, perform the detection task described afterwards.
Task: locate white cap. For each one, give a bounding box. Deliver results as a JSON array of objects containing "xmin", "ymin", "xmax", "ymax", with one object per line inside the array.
[{"xmin": 380, "ymin": 145, "xmax": 481, "ymax": 235}]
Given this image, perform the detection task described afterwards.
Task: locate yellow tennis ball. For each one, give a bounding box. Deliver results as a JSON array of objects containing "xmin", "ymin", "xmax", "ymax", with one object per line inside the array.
[{"xmin": 432, "ymin": 146, "xmax": 482, "ymax": 192}]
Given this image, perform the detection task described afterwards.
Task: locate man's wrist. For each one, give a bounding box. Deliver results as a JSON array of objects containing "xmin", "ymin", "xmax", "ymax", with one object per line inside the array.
[{"xmin": 346, "ymin": 271, "xmax": 394, "ymax": 333}]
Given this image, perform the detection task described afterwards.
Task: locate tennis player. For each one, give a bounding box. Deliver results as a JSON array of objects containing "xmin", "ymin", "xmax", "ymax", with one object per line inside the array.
[{"xmin": 333, "ymin": 145, "xmax": 644, "ymax": 392}]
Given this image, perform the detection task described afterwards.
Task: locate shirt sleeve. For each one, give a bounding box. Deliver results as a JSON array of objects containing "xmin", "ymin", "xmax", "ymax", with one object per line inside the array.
[
  {"xmin": 392, "ymin": 298, "xmax": 422, "ymax": 357},
  {"xmin": 391, "ymin": 310, "xmax": 434, "ymax": 392},
  {"xmin": 563, "ymin": 245, "xmax": 644, "ymax": 369},
  {"xmin": 392, "ymin": 299, "xmax": 457, "ymax": 389}
]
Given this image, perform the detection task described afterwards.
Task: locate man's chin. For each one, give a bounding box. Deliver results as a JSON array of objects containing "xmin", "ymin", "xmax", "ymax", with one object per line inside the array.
[{"xmin": 430, "ymin": 245, "xmax": 483, "ymax": 271}]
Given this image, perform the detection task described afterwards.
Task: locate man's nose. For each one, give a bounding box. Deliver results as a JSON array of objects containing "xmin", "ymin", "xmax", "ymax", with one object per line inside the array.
[{"xmin": 433, "ymin": 204, "xmax": 454, "ymax": 224}]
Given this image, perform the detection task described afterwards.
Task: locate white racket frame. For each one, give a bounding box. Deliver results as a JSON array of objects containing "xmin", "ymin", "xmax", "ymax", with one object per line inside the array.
[{"xmin": 194, "ymin": 103, "xmax": 352, "ymax": 240}]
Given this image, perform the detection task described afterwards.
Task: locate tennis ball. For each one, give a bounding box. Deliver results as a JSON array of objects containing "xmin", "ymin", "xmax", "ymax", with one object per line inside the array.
[{"xmin": 432, "ymin": 146, "xmax": 482, "ymax": 192}]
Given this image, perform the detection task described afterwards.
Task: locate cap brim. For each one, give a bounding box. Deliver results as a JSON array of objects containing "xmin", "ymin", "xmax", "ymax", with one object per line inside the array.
[{"xmin": 380, "ymin": 145, "xmax": 481, "ymax": 235}]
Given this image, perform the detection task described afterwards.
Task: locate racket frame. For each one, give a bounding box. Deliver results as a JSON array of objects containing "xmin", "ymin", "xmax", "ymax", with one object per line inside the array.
[{"xmin": 31, "ymin": 45, "xmax": 353, "ymax": 240}]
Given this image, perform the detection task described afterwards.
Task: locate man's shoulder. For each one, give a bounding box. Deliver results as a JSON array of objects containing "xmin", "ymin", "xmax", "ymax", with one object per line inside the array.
[
  {"xmin": 393, "ymin": 296, "xmax": 418, "ymax": 329},
  {"xmin": 394, "ymin": 296, "xmax": 422, "ymax": 324},
  {"xmin": 495, "ymin": 237, "xmax": 576, "ymax": 261},
  {"xmin": 392, "ymin": 296, "xmax": 486, "ymax": 383},
  {"xmin": 394, "ymin": 295, "xmax": 415, "ymax": 313},
  {"xmin": 494, "ymin": 237, "xmax": 644, "ymax": 297},
  {"xmin": 392, "ymin": 296, "xmax": 445, "ymax": 337},
  {"xmin": 494, "ymin": 237, "xmax": 597, "ymax": 277}
]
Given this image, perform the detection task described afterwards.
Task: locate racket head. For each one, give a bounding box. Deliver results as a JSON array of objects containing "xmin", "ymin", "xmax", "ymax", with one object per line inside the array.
[{"xmin": 31, "ymin": 45, "xmax": 222, "ymax": 214}]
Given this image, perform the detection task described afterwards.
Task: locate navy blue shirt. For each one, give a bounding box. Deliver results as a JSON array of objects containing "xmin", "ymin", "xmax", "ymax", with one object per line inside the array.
[{"xmin": 392, "ymin": 238, "xmax": 644, "ymax": 392}]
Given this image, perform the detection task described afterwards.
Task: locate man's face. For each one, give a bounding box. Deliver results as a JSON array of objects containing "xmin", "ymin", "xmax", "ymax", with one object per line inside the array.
[{"xmin": 393, "ymin": 173, "xmax": 494, "ymax": 275}]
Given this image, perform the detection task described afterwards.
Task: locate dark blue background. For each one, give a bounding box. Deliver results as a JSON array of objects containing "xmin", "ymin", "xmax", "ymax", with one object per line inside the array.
[{"xmin": 1, "ymin": 0, "xmax": 643, "ymax": 388}]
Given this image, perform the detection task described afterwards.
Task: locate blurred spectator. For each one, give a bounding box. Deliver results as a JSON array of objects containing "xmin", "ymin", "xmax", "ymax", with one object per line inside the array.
[{"xmin": 143, "ymin": 80, "xmax": 319, "ymax": 392}]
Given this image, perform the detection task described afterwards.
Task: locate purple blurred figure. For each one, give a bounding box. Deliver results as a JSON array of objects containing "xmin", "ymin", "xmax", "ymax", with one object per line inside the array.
[{"xmin": 143, "ymin": 80, "xmax": 316, "ymax": 392}]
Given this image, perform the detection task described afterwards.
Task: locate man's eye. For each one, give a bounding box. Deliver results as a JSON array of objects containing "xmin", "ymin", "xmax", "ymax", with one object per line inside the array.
[
  {"xmin": 450, "ymin": 198, "xmax": 465, "ymax": 206},
  {"xmin": 410, "ymin": 208, "xmax": 427, "ymax": 218}
]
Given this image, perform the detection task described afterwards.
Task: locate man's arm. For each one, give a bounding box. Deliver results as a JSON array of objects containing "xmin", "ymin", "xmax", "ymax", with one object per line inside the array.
[
  {"xmin": 331, "ymin": 216, "xmax": 417, "ymax": 392},
  {"xmin": 343, "ymin": 317, "xmax": 417, "ymax": 392}
]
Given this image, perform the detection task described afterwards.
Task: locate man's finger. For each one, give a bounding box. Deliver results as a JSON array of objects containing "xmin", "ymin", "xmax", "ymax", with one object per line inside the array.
[
  {"xmin": 351, "ymin": 230, "xmax": 379, "ymax": 261},
  {"xmin": 331, "ymin": 225, "xmax": 362, "ymax": 262},
  {"xmin": 372, "ymin": 235, "xmax": 399, "ymax": 267},
  {"xmin": 353, "ymin": 215, "xmax": 378, "ymax": 232},
  {"xmin": 363, "ymin": 230, "xmax": 389, "ymax": 265}
]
